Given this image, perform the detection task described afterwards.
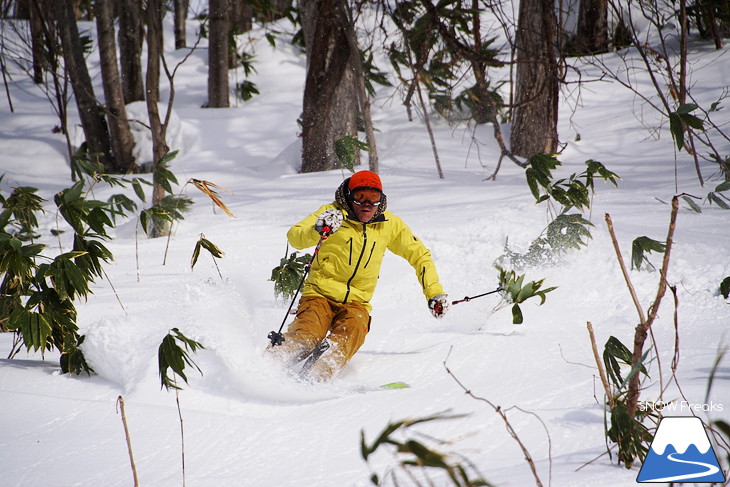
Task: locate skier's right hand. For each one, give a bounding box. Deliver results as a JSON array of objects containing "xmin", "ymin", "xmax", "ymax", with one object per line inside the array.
[
  {"xmin": 428, "ymin": 294, "xmax": 450, "ymax": 318},
  {"xmin": 314, "ymin": 208, "xmax": 343, "ymax": 235}
]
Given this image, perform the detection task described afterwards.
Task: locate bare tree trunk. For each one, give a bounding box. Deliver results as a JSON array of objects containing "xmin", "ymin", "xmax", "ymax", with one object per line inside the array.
[
  {"xmin": 300, "ymin": 0, "xmax": 358, "ymax": 173},
  {"xmin": 145, "ymin": 0, "xmax": 170, "ymax": 238},
  {"xmin": 207, "ymin": 0, "xmax": 230, "ymax": 108},
  {"xmin": 29, "ymin": 0, "xmax": 45, "ymax": 83},
  {"xmin": 13, "ymin": 0, "xmax": 29, "ymax": 19},
  {"xmin": 118, "ymin": 0, "xmax": 145, "ymax": 104},
  {"xmin": 96, "ymin": 0, "xmax": 136, "ymax": 173},
  {"xmin": 510, "ymin": 0, "xmax": 559, "ymax": 158},
  {"xmin": 343, "ymin": 7, "xmax": 378, "ymax": 172},
  {"xmin": 55, "ymin": 0, "xmax": 114, "ymax": 171},
  {"xmin": 231, "ymin": 0, "xmax": 253, "ymax": 34},
  {"xmin": 262, "ymin": 0, "xmax": 292, "ymax": 22},
  {"xmin": 30, "ymin": 3, "xmax": 73, "ymax": 164},
  {"xmin": 174, "ymin": 0, "xmax": 190, "ymax": 49},
  {"xmin": 575, "ymin": 0, "xmax": 608, "ymax": 54}
]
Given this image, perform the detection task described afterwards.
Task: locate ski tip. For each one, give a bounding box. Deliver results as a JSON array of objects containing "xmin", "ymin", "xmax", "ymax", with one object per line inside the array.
[{"xmin": 380, "ymin": 381, "xmax": 410, "ymax": 389}]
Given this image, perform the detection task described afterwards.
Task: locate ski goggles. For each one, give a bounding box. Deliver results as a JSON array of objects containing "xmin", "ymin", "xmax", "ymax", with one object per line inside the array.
[{"xmin": 351, "ymin": 188, "xmax": 383, "ymax": 206}]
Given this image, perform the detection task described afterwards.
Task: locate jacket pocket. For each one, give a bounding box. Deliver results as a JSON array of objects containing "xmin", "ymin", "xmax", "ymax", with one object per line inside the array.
[{"xmin": 364, "ymin": 241, "xmax": 376, "ymax": 268}]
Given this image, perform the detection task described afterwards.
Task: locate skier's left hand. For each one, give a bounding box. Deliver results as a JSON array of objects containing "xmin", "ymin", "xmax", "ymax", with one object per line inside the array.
[{"xmin": 428, "ymin": 294, "xmax": 449, "ymax": 318}]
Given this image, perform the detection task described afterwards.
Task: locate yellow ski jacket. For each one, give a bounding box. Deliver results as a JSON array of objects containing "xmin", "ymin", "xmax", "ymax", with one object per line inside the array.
[{"xmin": 287, "ymin": 193, "xmax": 444, "ymax": 312}]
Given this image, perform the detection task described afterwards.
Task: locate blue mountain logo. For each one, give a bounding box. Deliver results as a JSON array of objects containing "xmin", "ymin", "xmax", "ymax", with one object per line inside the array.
[{"xmin": 637, "ymin": 416, "xmax": 726, "ymax": 483}]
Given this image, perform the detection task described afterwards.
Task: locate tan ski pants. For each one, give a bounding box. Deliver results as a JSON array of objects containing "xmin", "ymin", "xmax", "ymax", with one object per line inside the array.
[{"xmin": 267, "ymin": 296, "xmax": 370, "ymax": 381}]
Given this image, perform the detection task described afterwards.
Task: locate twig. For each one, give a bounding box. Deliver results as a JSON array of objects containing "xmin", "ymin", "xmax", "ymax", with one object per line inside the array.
[
  {"xmin": 575, "ymin": 445, "xmax": 615, "ymax": 471},
  {"xmin": 116, "ymin": 396, "xmax": 139, "ymax": 487},
  {"xmin": 443, "ymin": 348, "xmax": 547, "ymax": 487},
  {"xmin": 0, "ymin": 53, "xmax": 14, "ymax": 112},
  {"xmin": 163, "ymin": 220, "xmax": 175, "ymax": 266},
  {"xmin": 7, "ymin": 331, "xmax": 23, "ymax": 359},
  {"xmin": 626, "ymin": 196, "xmax": 679, "ymax": 420},
  {"xmin": 174, "ymin": 380, "xmax": 187, "ymax": 487},
  {"xmin": 587, "ymin": 322, "xmax": 613, "ymax": 408},
  {"xmin": 604, "ymin": 213, "xmax": 645, "ymax": 323},
  {"xmin": 178, "ymin": 397, "xmax": 186, "ymax": 486},
  {"xmin": 557, "ymin": 343, "xmax": 594, "ymax": 369},
  {"xmin": 414, "ymin": 73, "xmax": 444, "ymax": 180},
  {"xmin": 102, "ymin": 268, "xmax": 126, "ymax": 313},
  {"xmin": 135, "ymin": 222, "xmax": 140, "ymax": 282},
  {"xmin": 212, "ymin": 256, "xmax": 223, "ymax": 281}
]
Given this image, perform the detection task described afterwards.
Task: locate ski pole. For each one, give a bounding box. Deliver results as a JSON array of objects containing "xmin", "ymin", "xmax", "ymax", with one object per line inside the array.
[
  {"xmin": 268, "ymin": 228, "xmax": 331, "ymax": 346},
  {"xmin": 451, "ymin": 284, "xmax": 503, "ymax": 305}
]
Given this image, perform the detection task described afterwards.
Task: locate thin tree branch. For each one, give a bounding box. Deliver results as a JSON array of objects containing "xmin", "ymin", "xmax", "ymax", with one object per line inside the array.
[
  {"xmin": 604, "ymin": 213, "xmax": 645, "ymax": 324},
  {"xmin": 443, "ymin": 348, "xmax": 547, "ymax": 487},
  {"xmin": 116, "ymin": 396, "xmax": 139, "ymax": 487},
  {"xmin": 587, "ymin": 321, "xmax": 614, "ymax": 408}
]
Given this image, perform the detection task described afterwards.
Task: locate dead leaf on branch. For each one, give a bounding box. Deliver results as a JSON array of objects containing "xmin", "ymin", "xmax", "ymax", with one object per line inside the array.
[{"xmin": 190, "ymin": 179, "xmax": 235, "ymax": 218}]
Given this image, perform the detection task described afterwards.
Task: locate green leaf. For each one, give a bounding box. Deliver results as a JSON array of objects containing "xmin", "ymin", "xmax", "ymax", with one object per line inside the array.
[
  {"xmin": 270, "ymin": 249, "xmax": 312, "ymax": 300},
  {"xmin": 8, "ymin": 309, "xmax": 53, "ymax": 352},
  {"xmin": 0, "ymin": 209, "xmax": 11, "ymax": 229},
  {"xmin": 201, "ymin": 238, "xmax": 224, "ymax": 258},
  {"xmin": 708, "ymin": 192, "xmax": 730, "ymax": 209},
  {"xmin": 720, "ymin": 276, "xmax": 730, "ymax": 299},
  {"xmin": 584, "ymin": 159, "xmax": 620, "ymax": 188},
  {"xmin": 63, "ymin": 180, "xmax": 85, "ymax": 204},
  {"xmin": 680, "ymin": 113, "xmax": 704, "ymax": 130},
  {"xmin": 132, "ymin": 179, "xmax": 148, "ymax": 202},
  {"xmin": 715, "ymin": 180, "xmax": 730, "ymax": 193},
  {"xmin": 603, "ymin": 336, "xmax": 648, "ymax": 389},
  {"xmin": 334, "ymin": 136, "xmax": 370, "ymax": 172},
  {"xmin": 511, "ymin": 303, "xmax": 523, "ymax": 324},
  {"xmin": 619, "ymin": 349, "xmax": 652, "ymax": 391},
  {"xmin": 154, "ymin": 166, "xmax": 176, "ymax": 194},
  {"xmin": 676, "ymin": 103, "xmax": 698, "ymax": 114},
  {"xmin": 682, "ymin": 195, "xmax": 702, "ymax": 213},
  {"xmin": 525, "ymin": 167, "xmax": 541, "ymax": 201},
  {"xmin": 405, "ymin": 439, "xmax": 451, "ymax": 469},
  {"xmin": 158, "ymin": 150, "xmax": 179, "ymax": 167},
  {"xmin": 158, "ymin": 328, "xmax": 204, "ymax": 391},
  {"xmin": 631, "ymin": 236, "xmax": 666, "ymax": 271},
  {"xmin": 191, "ymin": 240, "xmax": 202, "ymax": 269},
  {"xmin": 669, "ymin": 112, "xmax": 684, "ymax": 150},
  {"xmin": 515, "ymin": 280, "xmax": 537, "ymax": 303}
]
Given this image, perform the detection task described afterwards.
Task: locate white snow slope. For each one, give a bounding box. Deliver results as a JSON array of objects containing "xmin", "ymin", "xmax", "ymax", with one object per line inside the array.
[{"xmin": 1, "ymin": 8, "xmax": 729, "ymax": 487}]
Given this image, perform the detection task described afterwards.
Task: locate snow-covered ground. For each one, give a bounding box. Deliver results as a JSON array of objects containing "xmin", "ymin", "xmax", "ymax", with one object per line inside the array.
[{"xmin": 1, "ymin": 9, "xmax": 729, "ymax": 487}]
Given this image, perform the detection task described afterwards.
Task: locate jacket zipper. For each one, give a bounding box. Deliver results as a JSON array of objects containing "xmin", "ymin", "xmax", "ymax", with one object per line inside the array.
[{"xmin": 343, "ymin": 223, "xmax": 368, "ymax": 303}]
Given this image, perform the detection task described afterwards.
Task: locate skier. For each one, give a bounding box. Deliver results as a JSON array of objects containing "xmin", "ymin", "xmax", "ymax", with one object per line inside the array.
[{"xmin": 267, "ymin": 170, "xmax": 449, "ymax": 382}]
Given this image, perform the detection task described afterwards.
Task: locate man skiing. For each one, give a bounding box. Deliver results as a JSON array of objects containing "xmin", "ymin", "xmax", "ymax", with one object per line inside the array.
[{"xmin": 267, "ymin": 170, "xmax": 449, "ymax": 382}]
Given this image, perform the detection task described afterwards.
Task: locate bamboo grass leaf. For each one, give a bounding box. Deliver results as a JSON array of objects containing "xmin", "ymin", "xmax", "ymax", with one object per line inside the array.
[{"xmin": 191, "ymin": 179, "xmax": 235, "ymax": 218}]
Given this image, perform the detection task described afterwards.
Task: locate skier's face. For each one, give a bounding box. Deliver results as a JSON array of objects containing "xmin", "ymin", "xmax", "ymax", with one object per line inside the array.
[
  {"xmin": 350, "ymin": 188, "xmax": 382, "ymax": 223},
  {"xmin": 352, "ymin": 201, "xmax": 377, "ymax": 222}
]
